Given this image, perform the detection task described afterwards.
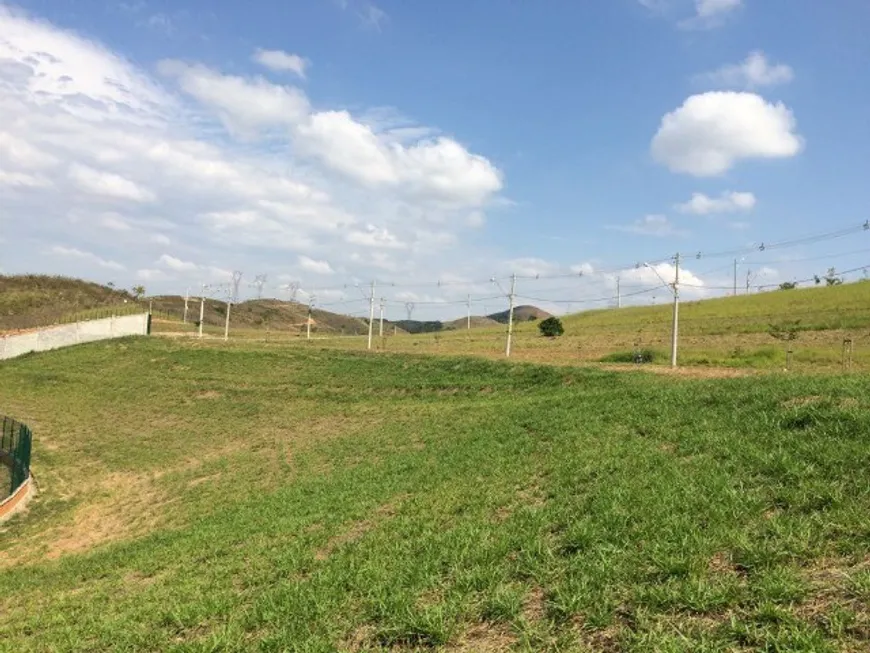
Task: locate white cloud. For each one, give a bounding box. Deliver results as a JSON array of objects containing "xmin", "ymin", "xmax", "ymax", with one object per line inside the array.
[
  {"xmin": 150, "ymin": 234, "xmax": 171, "ymax": 246},
  {"xmin": 157, "ymin": 254, "xmax": 198, "ymax": 272},
  {"xmin": 100, "ymin": 213, "xmax": 133, "ymax": 230},
  {"xmin": 0, "ymin": 6, "xmax": 506, "ymax": 311},
  {"xmin": 610, "ymin": 215, "xmax": 685, "ymax": 237},
  {"xmin": 700, "ymin": 51, "xmax": 794, "ymax": 89},
  {"xmin": 298, "ymin": 255, "xmax": 334, "ymax": 274},
  {"xmin": 359, "ymin": 3, "xmax": 388, "ymax": 31},
  {"xmin": 69, "ymin": 163, "xmax": 155, "ymax": 202},
  {"xmin": 0, "ymin": 169, "xmax": 50, "ymax": 187},
  {"xmin": 680, "ymin": 0, "xmax": 742, "ymax": 29},
  {"xmin": 136, "ymin": 268, "xmax": 168, "ymax": 281},
  {"xmin": 253, "ymin": 49, "xmax": 307, "ymax": 78},
  {"xmin": 346, "ymin": 224, "xmax": 406, "ymax": 249},
  {"xmin": 676, "ymin": 191, "xmax": 756, "ymax": 215},
  {"xmin": 158, "ymin": 60, "xmax": 311, "ymax": 134},
  {"xmin": 651, "ymin": 92, "xmax": 802, "ymax": 176},
  {"xmin": 49, "ymin": 245, "xmax": 124, "ymax": 270}
]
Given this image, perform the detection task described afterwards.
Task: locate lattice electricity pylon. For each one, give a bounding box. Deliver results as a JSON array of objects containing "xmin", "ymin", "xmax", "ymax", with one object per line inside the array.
[
  {"xmin": 250, "ymin": 274, "xmax": 268, "ymax": 300},
  {"xmin": 231, "ymin": 271, "xmax": 243, "ymax": 303},
  {"xmin": 405, "ymin": 302, "xmax": 415, "ymax": 321},
  {"xmin": 280, "ymin": 282, "xmax": 301, "ymax": 301}
]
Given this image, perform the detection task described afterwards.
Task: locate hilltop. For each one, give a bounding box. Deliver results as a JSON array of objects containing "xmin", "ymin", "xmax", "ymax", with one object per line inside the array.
[
  {"xmin": 0, "ymin": 274, "xmax": 136, "ymax": 331},
  {"xmin": 391, "ymin": 305, "xmax": 550, "ymax": 335},
  {"xmin": 0, "ymin": 275, "xmax": 368, "ymax": 335}
]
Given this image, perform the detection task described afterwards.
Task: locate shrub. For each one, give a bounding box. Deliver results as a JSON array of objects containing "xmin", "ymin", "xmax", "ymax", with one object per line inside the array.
[
  {"xmin": 538, "ymin": 316, "xmax": 564, "ymax": 338},
  {"xmin": 600, "ymin": 348, "xmax": 663, "ymax": 364}
]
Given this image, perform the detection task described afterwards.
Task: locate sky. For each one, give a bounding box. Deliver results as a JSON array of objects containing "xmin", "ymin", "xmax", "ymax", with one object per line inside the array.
[{"xmin": 1, "ymin": 0, "xmax": 869, "ymax": 320}]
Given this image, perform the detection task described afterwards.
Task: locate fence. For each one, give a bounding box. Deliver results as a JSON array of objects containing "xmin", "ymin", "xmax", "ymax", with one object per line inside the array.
[
  {"xmin": 1, "ymin": 415, "xmax": 32, "ymax": 501},
  {"xmin": 0, "ymin": 312, "xmax": 150, "ymax": 360}
]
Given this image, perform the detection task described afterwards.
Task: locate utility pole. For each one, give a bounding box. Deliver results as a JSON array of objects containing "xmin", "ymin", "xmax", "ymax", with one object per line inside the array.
[
  {"xmin": 183, "ymin": 287, "xmax": 190, "ymax": 324},
  {"xmin": 506, "ymin": 273, "xmax": 517, "ymax": 358},
  {"xmin": 224, "ymin": 298, "xmax": 231, "ymax": 341},
  {"xmin": 616, "ymin": 277, "xmax": 621, "ymax": 308},
  {"xmin": 307, "ymin": 294, "xmax": 315, "ymax": 341},
  {"xmin": 367, "ymin": 280, "xmax": 376, "ymax": 350},
  {"xmin": 226, "ymin": 271, "xmax": 242, "ymax": 342},
  {"xmin": 198, "ymin": 285, "xmax": 206, "ymax": 339},
  {"xmin": 670, "ymin": 253, "xmax": 680, "ymax": 368},
  {"xmin": 467, "ymin": 294, "xmax": 472, "ymax": 330},
  {"xmin": 378, "ymin": 297, "xmax": 385, "ymax": 338},
  {"xmin": 733, "ymin": 259, "xmax": 738, "ymax": 296}
]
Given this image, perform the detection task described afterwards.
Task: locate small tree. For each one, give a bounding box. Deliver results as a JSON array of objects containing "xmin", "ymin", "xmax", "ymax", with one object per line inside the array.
[
  {"xmin": 132, "ymin": 285, "xmax": 146, "ymax": 299},
  {"xmin": 824, "ymin": 267, "xmax": 843, "ymax": 286},
  {"xmin": 779, "ymin": 281, "xmax": 797, "ymax": 290},
  {"xmin": 538, "ymin": 316, "xmax": 564, "ymax": 338},
  {"xmin": 769, "ymin": 319, "xmax": 801, "ymax": 370}
]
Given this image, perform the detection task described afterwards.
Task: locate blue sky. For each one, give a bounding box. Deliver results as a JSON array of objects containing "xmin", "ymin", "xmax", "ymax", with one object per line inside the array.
[{"xmin": 1, "ymin": 0, "xmax": 869, "ymax": 318}]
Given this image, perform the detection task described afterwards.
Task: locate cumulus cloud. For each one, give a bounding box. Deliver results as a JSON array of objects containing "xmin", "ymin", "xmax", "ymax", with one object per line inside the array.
[
  {"xmin": 699, "ymin": 51, "xmax": 794, "ymax": 89},
  {"xmin": 651, "ymin": 92, "xmax": 803, "ymax": 176},
  {"xmin": 676, "ymin": 191, "xmax": 756, "ymax": 215},
  {"xmin": 69, "ymin": 163, "xmax": 155, "ymax": 202},
  {"xmin": 157, "ymin": 254, "xmax": 198, "ymax": 272},
  {"xmin": 49, "ymin": 245, "xmax": 124, "ymax": 270},
  {"xmin": 298, "ymin": 255, "xmax": 334, "ymax": 275},
  {"xmin": 680, "ymin": 0, "xmax": 742, "ymax": 29},
  {"xmin": 253, "ymin": 49, "xmax": 307, "ymax": 77},
  {"xmin": 609, "ymin": 215, "xmax": 685, "ymax": 237},
  {"xmin": 0, "ymin": 7, "xmax": 505, "ymax": 303}
]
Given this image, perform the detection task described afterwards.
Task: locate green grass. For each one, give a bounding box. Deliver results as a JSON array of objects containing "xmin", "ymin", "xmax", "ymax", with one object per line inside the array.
[{"xmin": 1, "ymin": 338, "xmax": 870, "ymax": 651}]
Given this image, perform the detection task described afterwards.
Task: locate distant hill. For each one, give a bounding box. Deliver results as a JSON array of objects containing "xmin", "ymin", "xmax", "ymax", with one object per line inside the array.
[
  {"xmin": 0, "ymin": 274, "xmax": 551, "ymax": 336},
  {"xmin": 487, "ymin": 305, "xmax": 552, "ymax": 324},
  {"xmin": 391, "ymin": 306, "xmax": 550, "ymax": 334},
  {"xmin": 148, "ymin": 295, "xmax": 369, "ymax": 335},
  {"xmin": 0, "ymin": 276, "xmax": 368, "ymax": 335},
  {"xmin": 0, "ymin": 274, "xmax": 137, "ymax": 331}
]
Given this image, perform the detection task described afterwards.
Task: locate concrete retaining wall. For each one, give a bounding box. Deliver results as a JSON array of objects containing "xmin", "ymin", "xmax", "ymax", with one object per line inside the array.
[{"xmin": 1, "ymin": 313, "xmax": 149, "ymax": 360}]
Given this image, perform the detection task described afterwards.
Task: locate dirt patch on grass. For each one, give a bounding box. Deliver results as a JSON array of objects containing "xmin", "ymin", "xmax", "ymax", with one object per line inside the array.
[
  {"xmin": 444, "ymin": 622, "xmax": 516, "ymax": 652},
  {"xmin": 193, "ymin": 390, "xmax": 222, "ymax": 400},
  {"xmin": 315, "ymin": 499, "xmax": 402, "ymax": 562},
  {"xmin": 522, "ymin": 585, "xmax": 546, "ymax": 622}
]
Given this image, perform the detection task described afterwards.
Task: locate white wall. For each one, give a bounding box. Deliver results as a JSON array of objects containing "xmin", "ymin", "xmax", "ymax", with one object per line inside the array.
[{"xmin": 0, "ymin": 313, "xmax": 149, "ymax": 360}]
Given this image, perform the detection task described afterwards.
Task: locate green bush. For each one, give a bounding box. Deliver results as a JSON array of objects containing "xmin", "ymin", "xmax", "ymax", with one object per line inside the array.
[
  {"xmin": 599, "ymin": 348, "xmax": 664, "ymax": 364},
  {"xmin": 538, "ymin": 316, "xmax": 564, "ymax": 338}
]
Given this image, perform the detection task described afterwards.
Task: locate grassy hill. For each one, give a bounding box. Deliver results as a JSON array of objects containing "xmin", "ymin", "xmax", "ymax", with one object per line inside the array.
[
  {"xmin": 315, "ymin": 281, "xmax": 870, "ymax": 372},
  {"xmin": 488, "ymin": 304, "xmax": 552, "ymax": 324},
  {"xmin": 0, "ymin": 274, "xmax": 137, "ymax": 331},
  {"xmin": 0, "ymin": 275, "xmax": 370, "ymax": 336},
  {"xmin": 2, "ymin": 338, "xmax": 870, "ymax": 650}
]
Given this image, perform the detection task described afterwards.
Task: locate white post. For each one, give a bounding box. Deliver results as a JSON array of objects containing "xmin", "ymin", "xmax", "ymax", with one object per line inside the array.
[
  {"xmin": 733, "ymin": 259, "xmax": 738, "ymax": 296},
  {"xmin": 367, "ymin": 280, "xmax": 376, "ymax": 350},
  {"xmin": 379, "ymin": 298, "xmax": 385, "ymax": 338},
  {"xmin": 670, "ymin": 253, "xmax": 680, "ymax": 368},
  {"xmin": 616, "ymin": 276, "xmax": 621, "ymax": 308},
  {"xmin": 198, "ymin": 294, "xmax": 205, "ymax": 339},
  {"xmin": 467, "ymin": 294, "xmax": 471, "ymax": 330},
  {"xmin": 307, "ymin": 299, "xmax": 313, "ymax": 341},
  {"xmin": 224, "ymin": 300, "xmax": 231, "ymax": 341},
  {"xmin": 506, "ymin": 273, "xmax": 517, "ymax": 358},
  {"xmin": 183, "ymin": 288, "xmax": 190, "ymax": 324}
]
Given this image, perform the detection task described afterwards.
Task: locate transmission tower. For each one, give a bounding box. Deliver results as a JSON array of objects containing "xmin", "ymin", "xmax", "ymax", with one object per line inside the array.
[
  {"xmin": 405, "ymin": 302, "xmax": 415, "ymax": 321},
  {"xmin": 231, "ymin": 271, "xmax": 243, "ymax": 303},
  {"xmin": 250, "ymin": 274, "xmax": 267, "ymax": 300},
  {"xmin": 280, "ymin": 282, "xmax": 300, "ymax": 301}
]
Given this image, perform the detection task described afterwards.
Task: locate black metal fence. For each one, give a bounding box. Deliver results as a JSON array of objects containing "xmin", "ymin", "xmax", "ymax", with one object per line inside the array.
[{"xmin": 1, "ymin": 416, "xmax": 32, "ymax": 499}]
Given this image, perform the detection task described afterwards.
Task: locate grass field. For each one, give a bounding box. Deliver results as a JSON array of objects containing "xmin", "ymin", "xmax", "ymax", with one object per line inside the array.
[
  {"xmin": 258, "ymin": 282, "xmax": 870, "ymax": 373},
  {"xmin": 1, "ymin": 337, "xmax": 869, "ymax": 651}
]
